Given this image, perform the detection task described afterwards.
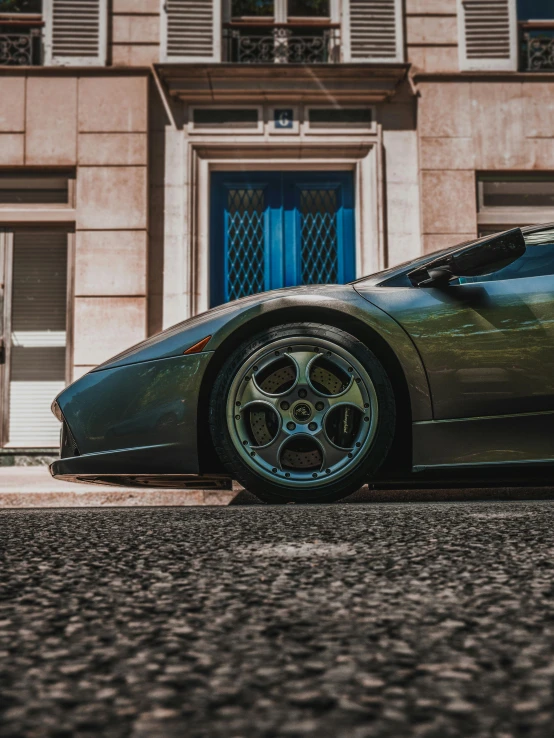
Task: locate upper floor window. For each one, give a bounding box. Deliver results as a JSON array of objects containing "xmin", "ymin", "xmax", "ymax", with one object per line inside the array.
[
  {"xmin": 162, "ymin": 0, "xmax": 404, "ymax": 65},
  {"xmin": 518, "ymin": 0, "xmax": 554, "ymax": 71},
  {"xmin": 457, "ymin": 0, "xmax": 554, "ymax": 72},
  {"xmin": 0, "ymin": 0, "xmax": 43, "ymax": 65},
  {"xmin": 0, "ymin": 0, "xmax": 41, "ymax": 10},
  {"xmin": 230, "ymin": 0, "xmax": 330, "ymax": 18},
  {"xmin": 226, "ymin": 0, "xmax": 336, "ymax": 64},
  {"xmin": 231, "ymin": 0, "xmax": 273, "ymax": 16},
  {"xmin": 0, "ymin": 0, "xmax": 107, "ymax": 67},
  {"xmin": 289, "ymin": 0, "xmax": 330, "ymax": 17}
]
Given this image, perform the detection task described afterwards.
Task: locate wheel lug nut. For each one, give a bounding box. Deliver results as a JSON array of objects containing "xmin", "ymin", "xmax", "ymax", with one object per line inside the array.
[
  {"xmin": 364, "ymin": 403, "xmax": 369, "ymax": 408},
  {"xmin": 235, "ymin": 415, "xmax": 241, "ymax": 420},
  {"xmin": 348, "ymin": 453, "xmax": 353, "ymax": 458},
  {"xmin": 325, "ymin": 468, "xmax": 331, "ymax": 474},
  {"xmin": 298, "ymin": 389, "xmax": 307, "ymax": 399},
  {"xmin": 312, "ymin": 472, "xmax": 318, "ymax": 478},
  {"xmin": 315, "ymin": 401, "xmax": 324, "ymax": 411},
  {"xmin": 253, "ymin": 365, "xmax": 258, "ymax": 372},
  {"xmin": 308, "ymin": 422, "xmax": 317, "ymax": 431},
  {"xmin": 236, "ymin": 401, "xmax": 241, "ymax": 407},
  {"xmin": 285, "ymin": 472, "xmax": 290, "ymax": 478},
  {"xmin": 272, "ymin": 467, "xmax": 278, "ymax": 473},
  {"xmin": 287, "ymin": 421, "xmax": 296, "ymax": 431},
  {"xmin": 280, "ymin": 401, "xmax": 290, "ymax": 410}
]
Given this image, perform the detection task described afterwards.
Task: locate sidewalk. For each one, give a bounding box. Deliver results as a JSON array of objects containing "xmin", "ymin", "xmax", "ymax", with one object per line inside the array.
[{"xmin": 0, "ymin": 467, "xmax": 237, "ymax": 508}]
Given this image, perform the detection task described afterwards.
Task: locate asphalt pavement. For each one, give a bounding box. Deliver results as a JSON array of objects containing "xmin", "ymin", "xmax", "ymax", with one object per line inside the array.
[{"xmin": 2, "ymin": 499, "xmax": 554, "ymax": 737}]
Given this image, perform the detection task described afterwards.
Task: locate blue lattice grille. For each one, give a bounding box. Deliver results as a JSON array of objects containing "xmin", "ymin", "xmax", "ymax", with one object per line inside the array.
[
  {"xmin": 227, "ymin": 188, "xmax": 265, "ymax": 301},
  {"xmin": 211, "ymin": 172, "xmax": 353, "ymax": 307},
  {"xmin": 300, "ymin": 188, "xmax": 339, "ymax": 285}
]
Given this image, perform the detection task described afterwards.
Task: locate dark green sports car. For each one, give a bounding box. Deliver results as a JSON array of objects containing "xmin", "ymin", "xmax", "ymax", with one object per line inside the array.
[{"xmin": 50, "ymin": 225, "xmax": 554, "ymax": 503}]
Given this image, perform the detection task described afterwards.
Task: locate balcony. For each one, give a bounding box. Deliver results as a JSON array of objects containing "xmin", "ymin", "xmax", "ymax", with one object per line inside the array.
[
  {"xmin": 223, "ymin": 22, "xmax": 340, "ymax": 64},
  {"xmin": 519, "ymin": 21, "xmax": 554, "ymax": 71},
  {"xmin": 0, "ymin": 14, "xmax": 43, "ymax": 65}
]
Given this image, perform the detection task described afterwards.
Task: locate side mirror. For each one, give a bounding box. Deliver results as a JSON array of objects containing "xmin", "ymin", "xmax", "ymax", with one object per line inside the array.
[{"xmin": 408, "ymin": 228, "xmax": 526, "ymax": 287}]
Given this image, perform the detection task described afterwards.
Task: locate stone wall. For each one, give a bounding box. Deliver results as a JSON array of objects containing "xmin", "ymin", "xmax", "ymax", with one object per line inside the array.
[
  {"xmin": 417, "ymin": 78, "xmax": 554, "ymax": 254},
  {"xmin": 406, "ymin": 0, "xmax": 459, "ymax": 74},
  {"xmin": 111, "ymin": 0, "xmax": 160, "ymax": 67},
  {"xmin": 0, "ymin": 71, "xmax": 150, "ymax": 380}
]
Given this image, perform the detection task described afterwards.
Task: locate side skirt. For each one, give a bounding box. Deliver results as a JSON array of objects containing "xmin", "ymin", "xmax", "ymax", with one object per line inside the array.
[
  {"xmin": 50, "ymin": 444, "xmax": 232, "ymax": 489},
  {"xmin": 51, "ymin": 473, "xmax": 233, "ymax": 490},
  {"xmin": 413, "ymin": 410, "xmax": 554, "ymax": 470}
]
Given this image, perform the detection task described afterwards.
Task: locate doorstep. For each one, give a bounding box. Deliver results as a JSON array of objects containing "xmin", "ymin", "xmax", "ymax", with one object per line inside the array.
[{"xmin": 0, "ymin": 467, "xmax": 237, "ymax": 508}]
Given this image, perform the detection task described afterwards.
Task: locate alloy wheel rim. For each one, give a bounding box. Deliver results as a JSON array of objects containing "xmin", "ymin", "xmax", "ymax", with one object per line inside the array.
[{"xmin": 226, "ymin": 337, "xmax": 379, "ymax": 488}]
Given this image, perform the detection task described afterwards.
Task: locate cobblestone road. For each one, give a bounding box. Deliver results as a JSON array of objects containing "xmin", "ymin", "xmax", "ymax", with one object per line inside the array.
[{"xmin": 2, "ymin": 501, "xmax": 554, "ymax": 737}]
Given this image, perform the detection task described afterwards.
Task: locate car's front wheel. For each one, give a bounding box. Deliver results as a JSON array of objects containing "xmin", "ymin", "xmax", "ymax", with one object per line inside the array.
[{"xmin": 209, "ymin": 323, "xmax": 395, "ymax": 503}]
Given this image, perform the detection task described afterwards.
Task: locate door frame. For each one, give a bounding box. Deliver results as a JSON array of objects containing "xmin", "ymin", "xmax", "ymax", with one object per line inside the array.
[
  {"xmin": 189, "ymin": 148, "xmax": 379, "ymax": 318},
  {"xmin": 0, "ymin": 228, "xmax": 75, "ymax": 448},
  {"xmin": 0, "ymin": 231, "xmax": 13, "ymax": 447}
]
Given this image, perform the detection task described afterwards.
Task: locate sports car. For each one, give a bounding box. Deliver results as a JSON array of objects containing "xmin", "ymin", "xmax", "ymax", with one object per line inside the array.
[{"xmin": 50, "ymin": 224, "xmax": 554, "ymax": 503}]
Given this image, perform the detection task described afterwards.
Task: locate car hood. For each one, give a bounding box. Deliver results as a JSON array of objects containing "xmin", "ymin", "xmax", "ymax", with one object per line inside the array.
[{"xmin": 92, "ymin": 285, "xmax": 358, "ymax": 373}]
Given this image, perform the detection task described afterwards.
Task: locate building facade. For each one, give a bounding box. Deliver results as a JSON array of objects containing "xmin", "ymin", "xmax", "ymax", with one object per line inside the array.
[{"xmin": 0, "ymin": 0, "xmax": 552, "ymax": 458}]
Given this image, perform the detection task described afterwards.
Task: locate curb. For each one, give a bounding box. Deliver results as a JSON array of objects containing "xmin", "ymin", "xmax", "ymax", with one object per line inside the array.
[{"xmin": 0, "ymin": 489, "xmax": 236, "ymax": 508}]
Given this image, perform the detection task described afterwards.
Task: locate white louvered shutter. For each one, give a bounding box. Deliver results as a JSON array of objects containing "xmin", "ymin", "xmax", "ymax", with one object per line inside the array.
[
  {"xmin": 44, "ymin": 0, "xmax": 108, "ymax": 66},
  {"xmin": 345, "ymin": 0, "xmax": 404, "ymax": 63},
  {"xmin": 161, "ymin": 0, "xmax": 221, "ymax": 62},
  {"xmin": 8, "ymin": 232, "xmax": 68, "ymax": 448},
  {"xmin": 457, "ymin": 0, "xmax": 517, "ymax": 71}
]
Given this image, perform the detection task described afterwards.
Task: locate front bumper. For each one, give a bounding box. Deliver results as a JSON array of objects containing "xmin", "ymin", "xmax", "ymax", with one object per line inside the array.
[
  {"xmin": 50, "ymin": 452, "xmax": 232, "ymax": 490},
  {"xmin": 51, "ymin": 352, "xmax": 214, "ymax": 478}
]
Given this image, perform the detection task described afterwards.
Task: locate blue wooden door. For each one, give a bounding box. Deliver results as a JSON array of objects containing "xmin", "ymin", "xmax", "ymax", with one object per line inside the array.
[{"xmin": 210, "ymin": 171, "xmax": 354, "ymax": 307}]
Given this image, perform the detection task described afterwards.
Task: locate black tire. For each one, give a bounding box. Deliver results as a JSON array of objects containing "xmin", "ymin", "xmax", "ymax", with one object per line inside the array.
[{"xmin": 209, "ymin": 323, "xmax": 395, "ymax": 504}]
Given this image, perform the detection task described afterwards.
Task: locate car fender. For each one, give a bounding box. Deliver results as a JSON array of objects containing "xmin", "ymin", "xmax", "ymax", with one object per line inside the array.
[{"xmin": 202, "ymin": 287, "xmax": 432, "ymax": 422}]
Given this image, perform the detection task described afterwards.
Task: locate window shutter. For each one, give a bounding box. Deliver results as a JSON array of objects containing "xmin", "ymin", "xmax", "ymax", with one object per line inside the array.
[
  {"xmin": 345, "ymin": 0, "xmax": 404, "ymax": 63},
  {"xmin": 161, "ymin": 0, "xmax": 221, "ymax": 63},
  {"xmin": 44, "ymin": 0, "xmax": 107, "ymax": 66},
  {"xmin": 457, "ymin": 0, "xmax": 517, "ymax": 71},
  {"xmin": 8, "ymin": 231, "xmax": 68, "ymax": 448}
]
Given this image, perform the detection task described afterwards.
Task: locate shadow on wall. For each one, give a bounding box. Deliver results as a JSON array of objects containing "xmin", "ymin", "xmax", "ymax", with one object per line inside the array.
[{"xmin": 148, "ymin": 77, "xmax": 167, "ymax": 336}]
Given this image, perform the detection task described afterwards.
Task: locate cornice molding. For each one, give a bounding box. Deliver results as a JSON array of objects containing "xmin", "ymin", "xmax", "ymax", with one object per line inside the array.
[{"xmin": 156, "ymin": 63, "xmax": 410, "ymax": 104}]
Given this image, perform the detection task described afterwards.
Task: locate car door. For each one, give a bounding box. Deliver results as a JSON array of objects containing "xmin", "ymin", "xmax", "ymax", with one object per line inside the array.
[{"xmin": 356, "ymin": 227, "xmax": 554, "ymax": 421}]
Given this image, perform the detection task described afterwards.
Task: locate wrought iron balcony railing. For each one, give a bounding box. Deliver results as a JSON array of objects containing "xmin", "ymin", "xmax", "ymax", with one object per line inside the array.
[
  {"xmin": 520, "ymin": 21, "xmax": 554, "ymax": 71},
  {"xmin": 0, "ymin": 16, "xmax": 43, "ymax": 65},
  {"xmin": 224, "ymin": 24, "xmax": 340, "ymax": 64}
]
